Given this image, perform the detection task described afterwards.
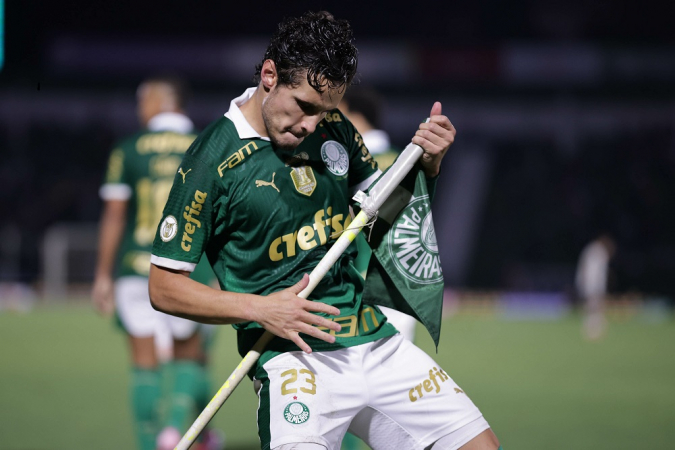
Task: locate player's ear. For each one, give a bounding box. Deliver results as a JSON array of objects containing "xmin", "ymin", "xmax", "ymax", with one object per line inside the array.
[{"xmin": 260, "ymin": 60, "xmax": 278, "ymax": 91}]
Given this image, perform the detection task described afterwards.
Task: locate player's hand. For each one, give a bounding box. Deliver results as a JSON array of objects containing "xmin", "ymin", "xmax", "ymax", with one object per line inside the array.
[
  {"xmin": 252, "ymin": 274, "xmax": 342, "ymax": 354},
  {"xmin": 92, "ymin": 275, "xmax": 115, "ymax": 317},
  {"xmin": 412, "ymin": 102, "xmax": 456, "ymax": 178}
]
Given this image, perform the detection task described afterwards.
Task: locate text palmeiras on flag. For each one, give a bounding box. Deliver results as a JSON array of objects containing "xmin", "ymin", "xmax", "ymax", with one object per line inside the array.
[{"xmin": 360, "ymin": 164, "xmax": 444, "ymax": 348}]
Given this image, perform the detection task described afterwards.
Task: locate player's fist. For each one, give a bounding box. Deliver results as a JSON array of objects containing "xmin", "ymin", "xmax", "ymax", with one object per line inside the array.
[{"xmin": 412, "ymin": 102, "xmax": 456, "ymax": 177}]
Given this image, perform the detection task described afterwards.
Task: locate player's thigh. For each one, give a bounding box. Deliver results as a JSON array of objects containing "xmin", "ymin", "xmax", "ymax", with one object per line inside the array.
[
  {"xmin": 115, "ymin": 276, "xmax": 158, "ymax": 337},
  {"xmin": 164, "ymin": 311, "xmax": 200, "ymax": 342},
  {"xmin": 256, "ymin": 349, "xmax": 364, "ymax": 450},
  {"xmin": 354, "ymin": 335, "xmax": 488, "ymax": 449},
  {"xmin": 172, "ymin": 327, "xmax": 203, "ymax": 361}
]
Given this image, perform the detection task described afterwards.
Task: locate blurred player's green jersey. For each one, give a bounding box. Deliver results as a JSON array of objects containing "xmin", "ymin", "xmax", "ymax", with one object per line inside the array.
[
  {"xmin": 101, "ymin": 113, "xmax": 200, "ymax": 278},
  {"xmin": 151, "ymin": 88, "xmax": 397, "ymax": 359}
]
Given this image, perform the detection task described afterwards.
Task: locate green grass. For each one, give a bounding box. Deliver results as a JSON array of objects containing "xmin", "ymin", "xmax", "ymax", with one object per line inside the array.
[{"xmin": 1, "ymin": 305, "xmax": 674, "ymax": 449}]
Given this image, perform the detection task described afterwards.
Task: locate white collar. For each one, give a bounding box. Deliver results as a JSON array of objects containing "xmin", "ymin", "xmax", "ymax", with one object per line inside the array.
[
  {"xmin": 147, "ymin": 112, "xmax": 194, "ymax": 134},
  {"xmin": 361, "ymin": 129, "xmax": 391, "ymax": 155},
  {"xmin": 224, "ymin": 87, "xmax": 270, "ymax": 141}
]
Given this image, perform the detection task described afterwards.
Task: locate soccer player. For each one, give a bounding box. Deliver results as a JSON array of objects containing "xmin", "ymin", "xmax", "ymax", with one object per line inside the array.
[
  {"xmin": 575, "ymin": 233, "xmax": 616, "ymax": 340},
  {"xmin": 149, "ymin": 12, "xmax": 501, "ymax": 450},
  {"xmin": 92, "ymin": 76, "xmax": 222, "ymax": 450}
]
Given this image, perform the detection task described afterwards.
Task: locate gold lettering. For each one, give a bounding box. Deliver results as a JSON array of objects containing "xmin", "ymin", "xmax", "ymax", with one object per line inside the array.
[
  {"xmin": 299, "ymin": 369, "xmax": 317, "ymax": 395},
  {"xmin": 423, "ymin": 379, "xmax": 433, "ymax": 393},
  {"xmin": 313, "ymin": 209, "xmax": 327, "ymax": 245},
  {"xmin": 325, "ymin": 206, "xmax": 333, "ymax": 227},
  {"xmin": 269, "ymin": 237, "xmax": 283, "ymax": 262},
  {"xmin": 297, "ymin": 225, "xmax": 317, "ymax": 250},
  {"xmin": 360, "ymin": 307, "xmax": 380, "ymax": 333},
  {"xmin": 106, "ymin": 149, "xmax": 124, "ymax": 183},
  {"xmin": 185, "ymin": 223, "xmax": 195, "ymax": 234},
  {"xmin": 218, "ymin": 142, "xmax": 259, "ymax": 176},
  {"xmin": 333, "ymin": 315, "xmax": 357, "ymax": 337},
  {"xmin": 281, "ymin": 369, "xmax": 298, "ymax": 395},
  {"xmin": 409, "ymin": 388, "xmax": 418, "ymax": 402},
  {"xmin": 331, "ymin": 214, "xmax": 344, "ymax": 236},
  {"xmin": 194, "ymin": 190, "xmax": 208, "ymax": 204},
  {"xmin": 429, "ymin": 369, "xmax": 441, "ymax": 393},
  {"xmin": 181, "ymin": 241, "xmax": 191, "ymax": 251},
  {"xmin": 282, "ymin": 232, "xmax": 297, "ymax": 257},
  {"xmin": 185, "ymin": 205, "xmax": 201, "ymax": 217},
  {"xmin": 182, "ymin": 232, "xmax": 192, "ymax": 243},
  {"xmin": 415, "ymin": 384, "xmax": 423, "ymax": 399},
  {"xmin": 183, "ymin": 211, "xmax": 201, "ymax": 228}
]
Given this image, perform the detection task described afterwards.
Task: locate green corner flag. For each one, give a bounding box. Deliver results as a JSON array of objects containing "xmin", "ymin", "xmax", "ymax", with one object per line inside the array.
[{"xmin": 361, "ymin": 165, "xmax": 444, "ymax": 348}]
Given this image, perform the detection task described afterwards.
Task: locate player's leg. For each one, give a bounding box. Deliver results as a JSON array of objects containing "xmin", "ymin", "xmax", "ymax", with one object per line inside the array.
[
  {"xmin": 583, "ymin": 294, "xmax": 606, "ymax": 341},
  {"xmin": 350, "ymin": 334, "xmax": 499, "ymax": 450},
  {"xmin": 115, "ymin": 277, "xmax": 162, "ymax": 450},
  {"xmin": 255, "ymin": 348, "xmax": 365, "ymax": 450},
  {"xmin": 157, "ymin": 318, "xmax": 223, "ymax": 450}
]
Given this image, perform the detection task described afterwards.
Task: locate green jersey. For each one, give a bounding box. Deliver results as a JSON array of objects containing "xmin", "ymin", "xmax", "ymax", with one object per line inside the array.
[
  {"xmin": 151, "ymin": 88, "xmax": 397, "ymax": 358},
  {"xmin": 101, "ymin": 113, "xmax": 199, "ymax": 278}
]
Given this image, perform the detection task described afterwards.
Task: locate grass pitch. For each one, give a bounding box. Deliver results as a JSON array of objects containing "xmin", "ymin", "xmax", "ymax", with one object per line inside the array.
[{"xmin": 0, "ymin": 304, "xmax": 673, "ymax": 449}]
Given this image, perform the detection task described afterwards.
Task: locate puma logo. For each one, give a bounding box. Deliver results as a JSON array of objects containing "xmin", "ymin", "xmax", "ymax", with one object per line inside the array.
[
  {"xmin": 256, "ymin": 172, "xmax": 280, "ymax": 193},
  {"xmin": 178, "ymin": 167, "xmax": 192, "ymax": 183},
  {"xmin": 454, "ymin": 388, "xmax": 465, "ymax": 394}
]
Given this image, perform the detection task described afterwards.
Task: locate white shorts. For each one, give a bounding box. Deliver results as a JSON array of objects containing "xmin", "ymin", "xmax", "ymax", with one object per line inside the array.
[
  {"xmin": 115, "ymin": 276, "xmax": 198, "ymax": 340},
  {"xmin": 257, "ymin": 333, "xmax": 489, "ymax": 450},
  {"xmin": 379, "ymin": 306, "xmax": 417, "ymax": 342}
]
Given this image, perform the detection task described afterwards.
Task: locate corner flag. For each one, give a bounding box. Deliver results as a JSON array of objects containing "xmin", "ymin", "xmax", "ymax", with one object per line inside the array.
[{"xmin": 361, "ymin": 166, "xmax": 444, "ymax": 347}]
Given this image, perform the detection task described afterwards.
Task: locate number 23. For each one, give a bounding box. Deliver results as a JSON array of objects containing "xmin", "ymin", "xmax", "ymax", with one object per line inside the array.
[{"xmin": 280, "ymin": 369, "xmax": 317, "ymax": 395}]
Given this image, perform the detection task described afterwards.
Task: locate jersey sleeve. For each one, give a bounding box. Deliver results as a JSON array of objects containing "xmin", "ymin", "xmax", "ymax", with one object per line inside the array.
[
  {"xmin": 150, "ymin": 154, "xmax": 219, "ymax": 272},
  {"xmin": 99, "ymin": 145, "xmax": 133, "ymax": 201}
]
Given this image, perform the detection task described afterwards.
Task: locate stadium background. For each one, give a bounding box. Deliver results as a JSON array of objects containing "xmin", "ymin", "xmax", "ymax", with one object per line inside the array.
[{"xmin": 1, "ymin": 1, "xmax": 674, "ymax": 449}]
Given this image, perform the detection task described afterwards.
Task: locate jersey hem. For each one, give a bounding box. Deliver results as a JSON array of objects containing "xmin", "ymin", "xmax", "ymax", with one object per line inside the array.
[{"xmin": 256, "ymin": 324, "xmax": 399, "ymax": 368}]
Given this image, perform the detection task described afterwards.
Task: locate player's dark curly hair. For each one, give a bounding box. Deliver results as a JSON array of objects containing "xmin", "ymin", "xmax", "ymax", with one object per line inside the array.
[{"xmin": 254, "ymin": 11, "xmax": 358, "ymax": 93}]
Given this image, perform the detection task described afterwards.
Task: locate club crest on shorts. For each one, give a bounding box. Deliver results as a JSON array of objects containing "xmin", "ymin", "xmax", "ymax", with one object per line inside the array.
[
  {"xmin": 159, "ymin": 215, "xmax": 178, "ymax": 242},
  {"xmin": 320, "ymin": 140, "xmax": 349, "ymax": 176},
  {"xmin": 283, "ymin": 401, "xmax": 310, "ymax": 424},
  {"xmin": 387, "ymin": 195, "xmax": 443, "ymax": 284}
]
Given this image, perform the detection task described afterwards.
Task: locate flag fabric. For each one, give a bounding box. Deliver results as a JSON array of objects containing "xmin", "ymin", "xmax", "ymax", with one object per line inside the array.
[{"xmin": 360, "ymin": 164, "xmax": 445, "ymax": 347}]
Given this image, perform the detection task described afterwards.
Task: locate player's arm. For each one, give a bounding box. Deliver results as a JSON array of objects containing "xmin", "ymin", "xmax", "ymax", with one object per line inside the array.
[
  {"xmin": 92, "ymin": 199, "xmax": 127, "ymax": 316},
  {"xmin": 148, "ymin": 265, "xmax": 341, "ymax": 353}
]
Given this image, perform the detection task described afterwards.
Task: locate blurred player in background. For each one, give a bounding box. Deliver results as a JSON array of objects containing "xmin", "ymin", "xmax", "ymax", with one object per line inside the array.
[
  {"xmin": 575, "ymin": 233, "xmax": 616, "ymax": 341},
  {"xmin": 148, "ymin": 11, "xmax": 500, "ymax": 450},
  {"xmin": 91, "ymin": 76, "xmax": 223, "ymax": 450}
]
